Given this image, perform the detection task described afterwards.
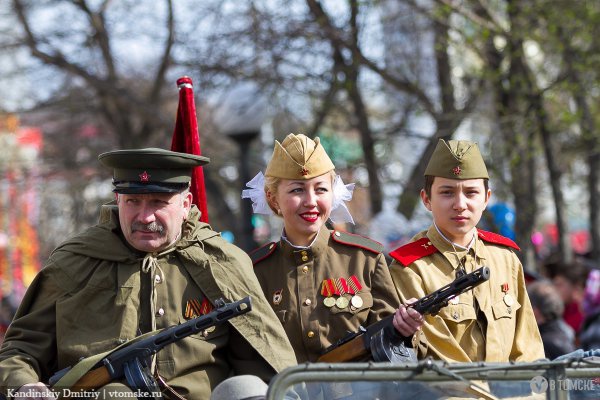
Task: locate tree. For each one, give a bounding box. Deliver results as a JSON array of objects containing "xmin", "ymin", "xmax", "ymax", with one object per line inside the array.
[{"xmin": 1, "ymin": 0, "xmax": 598, "ymax": 263}]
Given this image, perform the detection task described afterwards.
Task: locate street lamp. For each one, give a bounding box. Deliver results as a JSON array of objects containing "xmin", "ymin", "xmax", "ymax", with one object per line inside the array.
[{"xmin": 214, "ymin": 82, "xmax": 267, "ymax": 252}]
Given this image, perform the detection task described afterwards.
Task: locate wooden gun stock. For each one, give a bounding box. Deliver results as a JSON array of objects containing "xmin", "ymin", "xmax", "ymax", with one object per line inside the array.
[
  {"xmin": 317, "ymin": 334, "xmax": 367, "ymax": 363},
  {"xmin": 69, "ymin": 367, "xmax": 112, "ymax": 391}
]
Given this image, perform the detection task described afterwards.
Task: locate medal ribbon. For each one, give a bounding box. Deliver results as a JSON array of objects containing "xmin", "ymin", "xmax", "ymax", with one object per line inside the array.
[
  {"xmin": 321, "ymin": 279, "xmax": 339, "ymax": 296},
  {"xmin": 321, "ymin": 280, "xmax": 330, "ymax": 296},
  {"xmin": 349, "ymin": 275, "xmax": 363, "ymax": 293},
  {"xmin": 201, "ymin": 298, "xmax": 213, "ymax": 315},
  {"xmin": 335, "ymin": 277, "xmax": 349, "ymax": 295},
  {"xmin": 185, "ymin": 298, "xmax": 213, "ymax": 318},
  {"xmin": 185, "ymin": 301, "xmax": 193, "ymax": 319}
]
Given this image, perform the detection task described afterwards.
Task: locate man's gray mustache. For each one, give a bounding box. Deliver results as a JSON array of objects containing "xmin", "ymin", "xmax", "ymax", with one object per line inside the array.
[{"xmin": 131, "ymin": 221, "xmax": 165, "ymax": 234}]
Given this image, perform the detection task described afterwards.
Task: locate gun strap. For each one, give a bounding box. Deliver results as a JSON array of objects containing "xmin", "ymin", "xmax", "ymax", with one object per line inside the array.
[{"xmin": 53, "ymin": 329, "xmax": 160, "ymax": 395}]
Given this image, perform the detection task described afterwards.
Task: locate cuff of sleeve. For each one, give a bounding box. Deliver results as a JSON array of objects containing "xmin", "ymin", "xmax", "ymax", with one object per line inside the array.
[{"xmin": 0, "ymin": 363, "xmax": 40, "ymax": 396}]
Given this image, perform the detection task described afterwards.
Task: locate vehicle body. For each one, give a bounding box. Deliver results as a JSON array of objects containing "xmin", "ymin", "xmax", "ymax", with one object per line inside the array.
[{"xmin": 267, "ymin": 358, "xmax": 600, "ymax": 400}]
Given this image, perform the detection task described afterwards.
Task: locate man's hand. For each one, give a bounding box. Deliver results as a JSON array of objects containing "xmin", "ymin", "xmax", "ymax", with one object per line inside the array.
[
  {"xmin": 14, "ymin": 383, "xmax": 56, "ymax": 400},
  {"xmin": 392, "ymin": 298, "xmax": 424, "ymax": 337}
]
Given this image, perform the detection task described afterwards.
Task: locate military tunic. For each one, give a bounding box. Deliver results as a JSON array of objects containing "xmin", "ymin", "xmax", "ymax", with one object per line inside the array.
[
  {"xmin": 0, "ymin": 206, "xmax": 296, "ymax": 399},
  {"xmin": 389, "ymin": 226, "xmax": 545, "ymax": 363},
  {"xmin": 251, "ymin": 228, "xmax": 399, "ymax": 363}
]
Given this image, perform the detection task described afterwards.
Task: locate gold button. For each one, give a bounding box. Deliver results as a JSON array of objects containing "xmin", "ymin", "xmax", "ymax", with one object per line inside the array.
[
  {"xmin": 157, "ymin": 308, "xmax": 165, "ymax": 316},
  {"xmin": 305, "ymin": 298, "xmax": 312, "ymax": 306},
  {"xmin": 154, "ymin": 274, "xmax": 162, "ymax": 284},
  {"xmin": 301, "ymin": 250, "xmax": 307, "ymax": 255},
  {"xmin": 301, "ymin": 255, "xmax": 308, "ymax": 262},
  {"xmin": 302, "ymin": 266, "xmax": 309, "ymax": 273},
  {"xmin": 307, "ymin": 331, "xmax": 315, "ymax": 338},
  {"xmin": 335, "ymin": 231, "xmax": 341, "ymax": 237}
]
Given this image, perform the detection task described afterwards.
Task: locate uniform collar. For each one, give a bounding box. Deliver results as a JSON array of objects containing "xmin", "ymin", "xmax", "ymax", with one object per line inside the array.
[
  {"xmin": 279, "ymin": 227, "xmax": 330, "ymax": 266},
  {"xmin": 281, "ymin": 228, "xmax": 320, "ymax": 249},
  {"xmin": 433, "ymin": 221, "xmax": 475, "ymax": 250},
  {"xmin": 426, "ymin": 225, "xmax": 487, "ymax": 271}
]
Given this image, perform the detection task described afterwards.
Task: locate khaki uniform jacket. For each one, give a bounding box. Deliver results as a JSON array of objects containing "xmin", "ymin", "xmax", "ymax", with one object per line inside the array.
[
  {"xmin": 251, "ymin": 228, "xmax": 399, "ymax": 363},
  {"xmin": 0, "ymin": 205, "xmax": 296, "ymax": 399},
  {"xmin": 389, "ymin": 226, "xmax": 544, "ymax": 363}
]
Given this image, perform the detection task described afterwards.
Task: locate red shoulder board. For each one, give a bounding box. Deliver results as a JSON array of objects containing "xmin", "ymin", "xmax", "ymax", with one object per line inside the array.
[
  {"xmin": 331, "ymin": 230, "xmax": 384, "ymax": 254},
  {"xmin": 249, "ymin": 242, "xmax": 277, "ymax": 266},
  {"xmin": 477, "ymin": 229, "xmax": 520, "ymax": 251},
  {"xmin": 389, "ymin": 237, "xmax": 438, "ymax": 267}
]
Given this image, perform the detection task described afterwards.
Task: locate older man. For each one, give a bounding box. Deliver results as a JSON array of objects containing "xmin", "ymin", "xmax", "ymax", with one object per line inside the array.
[{"xmin": 0, "ymin": 148, "xmax": 296, "ymax": 399}]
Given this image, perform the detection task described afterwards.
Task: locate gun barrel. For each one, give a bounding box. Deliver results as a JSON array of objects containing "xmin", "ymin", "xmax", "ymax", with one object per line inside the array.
[
  {"xmin": 105, "ymin": 297, "xmax": 252, "ymax": 377},
  {"xmin": 412, "ymin": 266, "xmax": 490, "ymax": 314}
]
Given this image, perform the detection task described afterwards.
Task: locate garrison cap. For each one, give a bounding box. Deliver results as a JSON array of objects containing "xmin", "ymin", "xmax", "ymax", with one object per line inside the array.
[
  {"xmin": 424, "ymin": 139, "xmax": 489, "ymax": 179},
  {"xmin": 98, "ymin": 148, "xmax": 210, "ymax": 194},
  {"xmin": 265, "ymin": 133, "xmax": 335, "ymax": 179}
]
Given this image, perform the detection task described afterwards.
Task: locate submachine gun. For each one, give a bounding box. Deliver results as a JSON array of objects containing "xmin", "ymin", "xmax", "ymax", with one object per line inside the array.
[
  {"xmin": 318, "ymin": 267, "xmax": 490, "ymax": 364},
  {"xmin": 49, "ymin": 296, "xmax": 252, "ymax": 398}
]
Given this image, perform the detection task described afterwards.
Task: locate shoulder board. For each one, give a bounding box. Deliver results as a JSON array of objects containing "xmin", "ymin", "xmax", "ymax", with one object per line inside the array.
[
  {"xmin": 389, "ymin": 237, "xmax": 438, "ymax": 267},
  {"xmin": 331, "ymin": 230, "xmax": 383, "ymax": 254},
  {"xmin": 477, "ymin": 229, "xmax": 520, "ymax": 251},
  {"xmin": 249, "ymin": 242, "xmax": 277, "ymax": 266}
]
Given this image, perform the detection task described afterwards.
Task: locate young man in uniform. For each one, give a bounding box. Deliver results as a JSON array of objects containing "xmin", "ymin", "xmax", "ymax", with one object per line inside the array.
[
  {"xmin": 0, "ymin": 148, "xmax": 296, "ymax": 399},
  {"xmin": 390, "ymin": 139, "xmax": 545, "ymax": 362}
]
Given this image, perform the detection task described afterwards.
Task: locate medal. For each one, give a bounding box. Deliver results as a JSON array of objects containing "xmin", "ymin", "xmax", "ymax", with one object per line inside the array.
[
  {"xmin": 351, "ymin": 295, "xmax": 363, "ymax": 309},
  {"xmin": 321, "ymin": 279, "xmax": 338, "ymax": 308},
  {"xmin": 273, "ymin": 289, "xmax": 283, "ymax": 305},
  {"xmin": 501, "ymin": 283, "xmax": 514, "ymax": 306},
  {"xmin": 323, "ymin": 297, "xmax": 336, "ymax": 307},
  {"xmin": 336, "ymin": 296, "xmax": 349, "ymax": 309}
]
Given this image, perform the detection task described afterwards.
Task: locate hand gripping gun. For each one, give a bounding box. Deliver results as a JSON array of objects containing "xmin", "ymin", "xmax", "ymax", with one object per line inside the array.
[
  {"xmin": 318, "ymin": 267, "xmax": 490, "ymax": 363},
  {"xmin": 49, "ymin": 297, "xmax": 252, "ymax": 397}
]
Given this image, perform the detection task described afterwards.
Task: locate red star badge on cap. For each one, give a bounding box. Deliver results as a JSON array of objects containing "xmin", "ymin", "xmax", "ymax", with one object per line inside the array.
[
  {"xmin": 452, "ymin": 166, "xmax": 461, "ymax": 176},
  {"xmin": 139, "ymin": 171, "xmax": 150, "ymax": 182},
  {"xmin": 301, "ymin": 167, "xmax": 309, "ymax": 176}
]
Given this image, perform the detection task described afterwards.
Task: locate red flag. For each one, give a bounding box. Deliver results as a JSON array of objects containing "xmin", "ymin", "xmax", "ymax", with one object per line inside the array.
[{"xmin": 171, "ymin": 76, "xmax": 209, "ymax": 223}]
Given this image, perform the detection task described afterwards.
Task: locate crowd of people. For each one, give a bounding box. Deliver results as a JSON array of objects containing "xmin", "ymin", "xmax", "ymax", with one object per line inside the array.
[
  {"xmin": 0, "ymin": 135, "xmax": 597, "ymax": 399},
  {"xmin": 527, "ymin": 255, "xmax": 600, "ymax": 359}
]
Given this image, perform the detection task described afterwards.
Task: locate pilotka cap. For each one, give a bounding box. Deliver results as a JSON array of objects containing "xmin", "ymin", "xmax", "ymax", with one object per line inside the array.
[
  {"xmin": 424, "ymin": 139, "xmax": 489, "ymax": 180},
  {"xmin": 265, "ymin": 133, "xmax": 335, "ymax": 179},
  {"xmin": 99, "ymin": 148, "xmax": 210, "ymax": 194}
]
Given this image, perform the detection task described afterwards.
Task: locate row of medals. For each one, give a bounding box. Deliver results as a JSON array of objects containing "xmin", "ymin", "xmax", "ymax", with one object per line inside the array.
[
  {"xmin": 323, "ymin": 294, "xmax": 363, "ymax": 310},
  {"xmin": 448, "ymin": 291, "xmax": 514, "ymax": 309}
]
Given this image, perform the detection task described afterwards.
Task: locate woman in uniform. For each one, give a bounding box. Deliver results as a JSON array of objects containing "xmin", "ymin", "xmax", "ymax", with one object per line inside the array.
[{"xmin": 243, "ymin": 133, "xmax": 401, "ymax": 363}]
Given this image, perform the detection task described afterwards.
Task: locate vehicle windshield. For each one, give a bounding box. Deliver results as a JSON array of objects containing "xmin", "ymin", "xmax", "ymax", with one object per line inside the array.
[{"xmin": 267, "ymin": 359, "xmax": 600, "ymax": 400}]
